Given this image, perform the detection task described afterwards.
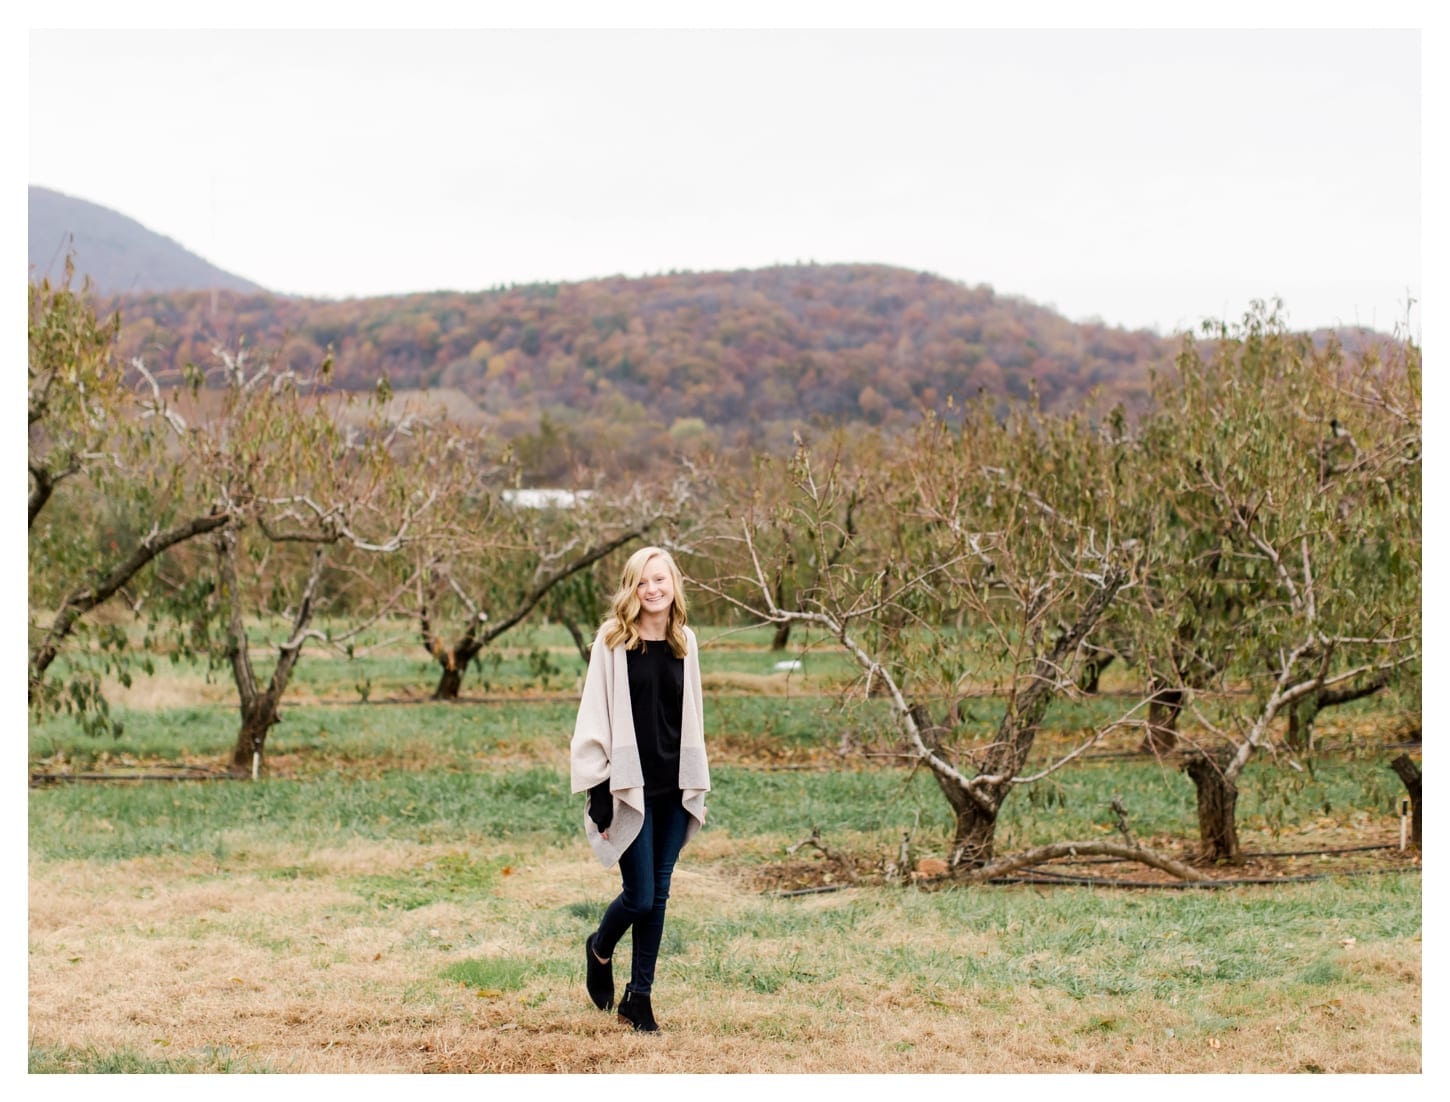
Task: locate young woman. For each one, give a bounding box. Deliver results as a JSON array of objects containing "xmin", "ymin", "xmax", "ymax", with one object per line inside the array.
[{"xmin": 569, "ymin": 546, "xmax": 710, "ymax": 1032}]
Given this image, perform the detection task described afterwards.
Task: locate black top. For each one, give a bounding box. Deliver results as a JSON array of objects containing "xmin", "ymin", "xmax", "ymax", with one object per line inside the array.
[{"xmin": 627, "ymin": 638, "xmax": 685, "ymax": 798}]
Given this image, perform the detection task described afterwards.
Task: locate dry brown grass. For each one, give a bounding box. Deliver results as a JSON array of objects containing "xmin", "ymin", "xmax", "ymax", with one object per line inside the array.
[
  {"xmin": 29, "ymin": 836, "xmax": 1421, "ymax": 1074},
  {"xmin": 97, "ymin": 670, "xmax": 235, "ymax": 711},
  {"xmin": 702, "ymin": 672, "xmax": 819, "ymax": 697}
]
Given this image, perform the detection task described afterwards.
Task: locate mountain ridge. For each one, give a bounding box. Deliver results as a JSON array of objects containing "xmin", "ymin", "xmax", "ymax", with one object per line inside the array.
[{"xmin": 28, "ymin": 185, "xmax": 267, "ymax": 296}]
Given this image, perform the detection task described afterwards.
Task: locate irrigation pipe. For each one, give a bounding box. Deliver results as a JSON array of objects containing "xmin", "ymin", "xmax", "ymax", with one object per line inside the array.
[
  {"xmin": 30, "ymin": 768, "xmax": 226, "ymax": 786},
  {"xmin": 987, "ymin": 864, "xmax": 1419, "ymax": 890},
  {"xmin": 1005, "ymin": 842, "xmax": 1400, "ymax": 864},
  {"xmin": 767, "ymin": 861, "xmax": 1418, "ymax": 897}
]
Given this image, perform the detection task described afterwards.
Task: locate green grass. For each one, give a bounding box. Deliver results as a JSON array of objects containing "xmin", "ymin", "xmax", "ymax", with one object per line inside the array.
[
  {"xmin": 348, "ymin": 851, "xmax": 513, "ymax": 910},
  {"xmin": 663, "ymin": 872, "xmax": 1419, "ymax": 1007},
  {"xmin": 30, "ymin": 612, "xmax": 1412, "ymax": 860},
  {"xmin": 28, "ymin": 760, "xmax": 939, "ymax": 862},
  {"xmin": 440, "ymin": 956, "xmax": 539, "ymax": 993},
  {"xmin": 29, "ymin": 696, "xmax": 583, "ymax": 769},
  {"xmin": 29, "ymin": 1045, "xmax": 275, "ymax": 1073},
  {"xmin": 28, "ymin": 741, "xmax": 1408, "ymax": 873},
  {"xmin": 710, "ymin": 694, "xmax": 860, "ymax": 746},
  {"xmin": 30, "ymin": 626, "xmax": 1418, "ymax": 919},
  {"xmin": 28, "ymin": 766, "xmax": 578, "ymax": 861}
]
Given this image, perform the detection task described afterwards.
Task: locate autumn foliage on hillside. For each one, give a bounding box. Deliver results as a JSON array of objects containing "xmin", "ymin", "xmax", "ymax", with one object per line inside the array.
[{"xmin": 101, "ymin": 264, "xmax": 1177, "ymax": 477}]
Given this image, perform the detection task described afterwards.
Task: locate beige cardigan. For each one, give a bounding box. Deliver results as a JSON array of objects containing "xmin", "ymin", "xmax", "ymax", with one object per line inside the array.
[{"xmin": 569, "ymin": 623, "xmax": 710, "ymax": 868}]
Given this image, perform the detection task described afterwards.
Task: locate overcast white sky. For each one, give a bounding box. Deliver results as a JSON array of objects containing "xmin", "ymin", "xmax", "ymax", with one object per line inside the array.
[{"xmin": 25, "ymin": 9, "xmax": 1426, "ymax": 338}]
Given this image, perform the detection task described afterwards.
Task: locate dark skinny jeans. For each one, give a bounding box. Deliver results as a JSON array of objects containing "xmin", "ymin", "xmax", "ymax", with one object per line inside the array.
[{"xmin": 592, "ymin": 793, "xmax": 689, "ymax": 997}]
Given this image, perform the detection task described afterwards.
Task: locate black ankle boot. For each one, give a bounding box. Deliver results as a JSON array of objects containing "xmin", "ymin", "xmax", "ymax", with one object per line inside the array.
[
  {"xmin": 585, "ymin": 934, "xmax": 614, "ymax": 1011},
  {"xmin": 617, "ymin": 989, "xmax": 658, "ymax": 1033}
]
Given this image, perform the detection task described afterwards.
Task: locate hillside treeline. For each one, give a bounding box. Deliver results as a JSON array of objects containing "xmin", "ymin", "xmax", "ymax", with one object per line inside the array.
[{"xmin": 102, "ymin": 263, "xmax": 1180, "ymax": 474}]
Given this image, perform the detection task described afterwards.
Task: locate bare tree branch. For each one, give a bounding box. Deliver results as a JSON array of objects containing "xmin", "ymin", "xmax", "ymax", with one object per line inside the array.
[
  {"xmin": 30, "ymin": 508, "xmax": 232, "ymax": 688},
  {"xmin": 955, "ymin": 840, "xmax": 1212, "ymax": 884}
]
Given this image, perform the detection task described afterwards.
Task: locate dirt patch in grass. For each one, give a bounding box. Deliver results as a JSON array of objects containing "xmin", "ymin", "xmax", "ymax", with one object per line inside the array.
[
  {"xmin": 740, "ymin": 851, "xmax": 890, "ymax": 894},
  {"xmin": 702, "ymin": 732, "xmax": 856, "ymax": 768}
]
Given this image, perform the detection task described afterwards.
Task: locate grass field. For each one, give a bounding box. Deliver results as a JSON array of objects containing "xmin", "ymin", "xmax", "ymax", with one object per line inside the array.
[{"xmin": 28, "ymin": 623, "xmax": 1422, "ymax": 1073}]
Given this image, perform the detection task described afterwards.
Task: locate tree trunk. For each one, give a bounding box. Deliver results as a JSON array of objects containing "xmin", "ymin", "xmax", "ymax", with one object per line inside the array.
[
  {"xmin": 421, "ymin": 593, "xmax": 483, "ymax": 701},
  {"xmin": 922, "ymin": 737, "xmax": 999, "ymax": 866},
  {"xmin": 1141, "ymin": 682, "xmax": 1183, "ymax": 753},
  {"xmin": 912, "ymin": 704, "xmax": 1001, "ymax": 866},
  {"xmin": 230, "ymin": 698, "xmax": 281, "ymax": 775},
  {"xmin": 560, "ymin": 616, "xmax": 592, "ymax": 663},
  {"xmin": 770, "ymin": 620, "xmax": 793, "ymax": 652},
  {"xmin": 1184, "ymin": 750, "xmax": 1241, "ymax": 863},
  {"xmin": 432, "ymin": 639, "xmax": 483, "ymax": 700},
  {"xmin": 435, "ymin": 666, "xmax": 464, "ymax": 701},
  {"xmin": 917, "ymin": 569, "xmax": 1127, "ymax": 868},
  {"xmin": 947, "ymin": 794, "xmax": 1001, "ymax": 868},
  {"xmin": 1390, "ymin": 754, "xmax": 1422, "ymax": 851},
  {"xmin": 1284, "ymin": 697, "xmax": 1314, "ymax": 751},
  {"xmin": 420, "ymin": 526, "xmax": 647, "ymax": 698},
  {"xmin": 1078, "ymin": 651, "xmax": 1115, "ymax": 694},
  {"xmin": 218, "ymin": 533, "xmax": 326, "ymax": 775}
]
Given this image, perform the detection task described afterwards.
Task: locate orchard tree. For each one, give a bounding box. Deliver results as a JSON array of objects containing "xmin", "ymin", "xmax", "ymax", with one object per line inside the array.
[
  {"xmin": 148, "ymin": 351, "xmax": 444, "ymax": 773},
  {"xmin": 1124, "ymin": 305, "xmax": 1420, "ymax": 861},
  {"xmin": 417, "ymin": 474, "xmax": 702, "ymax": 699},
  {"xmin": 701, "ymin": 403, "xmax": 1205, "ymax": 882},
  {"xmin": 28, "ymin": 266, "xmax": 232, "ymax": 736}
]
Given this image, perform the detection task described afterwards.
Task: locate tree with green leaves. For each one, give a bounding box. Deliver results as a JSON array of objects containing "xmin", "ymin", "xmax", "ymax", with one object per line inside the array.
[
  {"xmin": 172, "ymin": 352, "xmax": 444, "ymax": 773},
  {"xmin": 700, "ymin": 404, "xmax": 1204, "ymax": 882},
  {"xmin": 1122, "ymin": 304, "xmax": 1420, "ymax": 861},
  {"xmin": 28, "ymin": 266, "xmax": 232, "ymax": 736}
]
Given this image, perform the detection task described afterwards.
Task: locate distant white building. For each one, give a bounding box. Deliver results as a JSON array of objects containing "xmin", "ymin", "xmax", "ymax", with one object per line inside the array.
[{"xmin": 501, "ymin": 488, "xmax": 593, "ymax": 509}]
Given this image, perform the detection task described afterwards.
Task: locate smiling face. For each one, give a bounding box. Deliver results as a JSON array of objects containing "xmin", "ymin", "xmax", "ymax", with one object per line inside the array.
[
  {"xmin": 607, "ymin": 546, "xmax": 688, "ymax": 648},
  {"xmin": 635, "ymin": 554, "xmax": 676, "ymax": 622}
]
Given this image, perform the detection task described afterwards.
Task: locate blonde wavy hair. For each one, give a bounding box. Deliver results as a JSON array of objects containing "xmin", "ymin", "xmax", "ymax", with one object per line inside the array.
[{"xmin": 601, "ymin": 546, "xmax": 689, "ymax": 657}]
